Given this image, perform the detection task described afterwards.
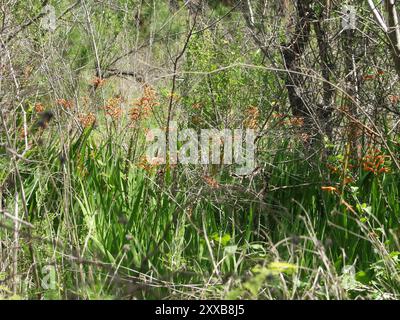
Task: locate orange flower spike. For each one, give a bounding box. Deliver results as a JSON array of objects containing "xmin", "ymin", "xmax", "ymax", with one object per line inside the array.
[
  {"xmin": 204, "ymin": 175, "xmax": 220, "ymax": 189},
  {"xmin": 129, "ymin": 107, "xmax": 141, "ymax": 123},
  {"xmin": 103, "ymin": 97, "xmax": 123, "ymax": 119},
  {"xmin": 244, "ymin": 106, "xmax": 260, "ymax": 129},
  {"xmin": 79, "ymin": 113, "xmax": 96, "ymax": 128},
  {"xmin": 137, "ymin": 157, "xmax": 152, "ymax": 172},
  {"xmin": 56, "ymin": 99, "xmax": 74, "ymax": 109}
]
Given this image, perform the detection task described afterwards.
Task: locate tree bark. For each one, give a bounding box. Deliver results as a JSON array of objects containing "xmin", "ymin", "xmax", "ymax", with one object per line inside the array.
[
  {"xmin": 281, "ymin": 1, "xmax": 312, "ymax": 121},
  {"xmin": 385, "ymin": 0, "xmax": 400, "ymax": 77}
]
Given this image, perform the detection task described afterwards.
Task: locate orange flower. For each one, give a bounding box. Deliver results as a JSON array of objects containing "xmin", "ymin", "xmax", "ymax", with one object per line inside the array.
[
  {"xmin": 361, "ymin": 148, "xmax": 391, "ymax": 175},
  {"xmin": 79, "ymin": 113, "xmax": 96, "ymax": 128},
  {"xmin": 289, "ymin": 117, "xmax": 304, "ymax": 127},
  {"xmin": 92, "ymin": 77, "xmax": 106, "ymax": 89},
  {"xmin": 321, "ymin": 186, "xmax": 338, "ymax": 193},
  {"xmin": 300, "ymin": 133, "xmax": 310, "ymax": 143},
  {"xmin": 326, "ymin": 164, "xmax": 339, "ymax": 174},
  {"xmin": 129, "ymin": 106, "xmax": 141, "ymax": 123},
  {"xmin": 137, "ymin": 155, "xmax": 163, "ymax": 172},
  {"xmin": 341, "ymin": 199, "xmax": 356, "ymax": 214},
  {"xmin": 34, "ymin": 103, "xmax": 45, "ymax": 113},
  {"xmin": 363, "ymin": 165, "xmax": 375, "ymax": 173},
  {"xmin": 204, "ymin": 175, "xmax": 220, "ymax": 189},
  {"xmin": 137, "ymin": 156, "xmax": 152, "ymax": 172},
  {"xmin": 379, "ymin": 167, "xmax": 390, "ymax": 174},
  {"xmin": 343, "ymin": 176, "xmax": 353, "ymax": 185},
  {"xmin": 363, "ymin": 74, "xmax": 375, "ymax": 81},
  {"xmin": 19, "ymin": 127, "xmax": 27, "ymax": 139},
  {"xmin": 129, "ymin": 84, "xmax": 159, "ymax": 125},
  {"xmin": 244, "ymin": 106, "xmax": 260, "ymax": 129},
  {"xmin": 104, "ymin": 105, "xmax": 123, "ymax": 119},
  {"xmin": 148, "ymin": 156, "xmax": 164, "ymax": 165},
  {"xmin": 103, "ymin": 96, "xmax": 123, "ymax": 119},
  {"xmin": 272, "ymin": 112, "xmax": 286, "ymax": 119},
  {"xmin": 56, "ymin": 99, "xmax": 74, "ymax": 109}
]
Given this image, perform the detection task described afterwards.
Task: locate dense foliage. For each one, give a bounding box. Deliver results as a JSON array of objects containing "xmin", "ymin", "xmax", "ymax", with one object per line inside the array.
[{"xmin": 1, "ymin": 0, "xmax": 400, "ymax": 299}]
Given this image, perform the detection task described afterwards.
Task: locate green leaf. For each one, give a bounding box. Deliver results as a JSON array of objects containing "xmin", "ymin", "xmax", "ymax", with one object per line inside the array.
[
  {"xmin": 355, "ymin": 271, "xmax": 370, "ymax": 284},
  {"xmin": 267, "ymin": 261, "xmax": 297, "ymax": 275},
  {"xmin": 224, "ymin": 245, "xmax": 237, "ymax": 255},
  {"xmin": 211, "ymin": 233, "xmax": 231, "ymax": 246}
]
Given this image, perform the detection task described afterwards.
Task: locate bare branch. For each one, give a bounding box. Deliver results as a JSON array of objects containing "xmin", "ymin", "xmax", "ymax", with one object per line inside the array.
[{"xmin": 367, "ymin": 0, "xmax": 388, "ymax": 32}]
